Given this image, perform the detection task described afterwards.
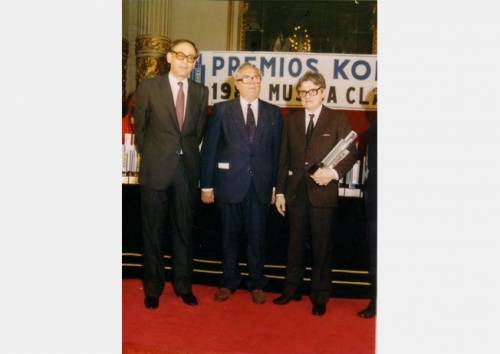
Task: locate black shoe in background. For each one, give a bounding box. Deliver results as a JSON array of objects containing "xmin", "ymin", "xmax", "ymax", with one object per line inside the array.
[
  {"xmin": 312, "ymin": 303, "xmax": 326, "ymax": 316},
  {"xmin": 144, "ymin": 296, "xmax": 159, "ymax": 309},
  {"xmin": 272, "ymin": 291, "xmax": 302, "ymax": 305},
  {"xmin": 178, "ymin": 292, "xmax": 198, "ymax": 306},
  {"xmin": 358, "ymin": 300, "xmax": 376, "ymax": 318}
]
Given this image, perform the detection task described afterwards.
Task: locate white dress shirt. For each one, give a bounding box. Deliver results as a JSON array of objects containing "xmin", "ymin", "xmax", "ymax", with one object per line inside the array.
[
  {"xmin": 239, "ymin": 96, "xmax": 259, "ymax": 125},
  {"xmin": 304, "ymin": 105, "xmax": 323, "ymax": 130}
]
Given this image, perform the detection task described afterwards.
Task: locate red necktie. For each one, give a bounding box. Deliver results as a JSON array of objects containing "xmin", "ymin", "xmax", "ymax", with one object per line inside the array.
[{"xmin": 176, "ymin": 82, "xmax": 185, "ymax": 130}]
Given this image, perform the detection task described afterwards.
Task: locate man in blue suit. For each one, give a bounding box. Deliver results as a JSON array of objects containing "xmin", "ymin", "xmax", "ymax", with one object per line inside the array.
[{"xmin": 200, "ymin": 63, "xmax": 282, "ymax": 304}]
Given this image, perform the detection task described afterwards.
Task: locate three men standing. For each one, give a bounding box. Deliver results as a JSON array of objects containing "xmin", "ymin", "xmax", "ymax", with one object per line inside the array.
[
  {"xmin": 135, "ymin": 45, "xmax": 358, "ymax": 313},
  {"xmin": 200, "ymin": 63, "xmax": 282, "ymax": 304}
]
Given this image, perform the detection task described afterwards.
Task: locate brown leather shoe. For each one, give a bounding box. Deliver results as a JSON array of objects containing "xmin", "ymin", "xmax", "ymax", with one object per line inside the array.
[
  {"xmin": 214, "ymin": 287, "xmax": 234, "ymax": 302},
  {"xmin": 251, "ymin": 289, "xmax": 266, "ymax": 304}
]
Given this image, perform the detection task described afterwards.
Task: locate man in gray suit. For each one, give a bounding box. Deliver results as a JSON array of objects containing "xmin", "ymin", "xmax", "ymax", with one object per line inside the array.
[{"xmin": 134, "ymin": 39, "xmax": 208, "ymax": 309}]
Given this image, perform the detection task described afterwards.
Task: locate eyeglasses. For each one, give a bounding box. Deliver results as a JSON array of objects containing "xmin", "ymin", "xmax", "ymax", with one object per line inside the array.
[
  {"xmin": 170, "ymin": 50, "xmax": 198, "ymax": 63},
  {"xmin": 236, "ymin": 75, "xmax": 262, "ymax": 84},
  {"xmin": 297, "ymin": 88, "xmax": 322, "ymax": 98}
]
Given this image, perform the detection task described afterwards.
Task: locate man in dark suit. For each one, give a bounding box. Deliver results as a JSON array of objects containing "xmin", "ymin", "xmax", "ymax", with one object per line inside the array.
[
  {"xmin": 273, "ymin": 71, "xmax": 357, "ymax": 316},
  {"xmin": 200, "ymin": 63, "xmax": 282, "ymax": 304},
  {"xmin": 134, "ymin": 39, "xmax": 208, "ymax": 309},
  {"xmin": 358, "ymin": 116, "xmax": 377, "ymax": 318}
]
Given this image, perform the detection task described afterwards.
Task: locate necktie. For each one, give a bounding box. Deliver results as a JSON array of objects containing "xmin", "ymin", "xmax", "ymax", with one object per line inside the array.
[
  {"xmin": 246, "ymin": 103, "xmax": 256, "ymax": 142},
  {"xmin": 306, "ymin": 113, "xmax": 314, "ymax": 147},
  {"xmin": 176, "ymin": 82, "xmax": 185, "ymax": 130}
]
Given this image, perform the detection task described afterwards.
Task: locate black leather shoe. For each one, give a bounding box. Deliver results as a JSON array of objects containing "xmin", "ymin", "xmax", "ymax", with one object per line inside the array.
[
  {"xmin": 273, "ymin": 292, "xmax": 302, "ymax": 305},
  {"xmin": 144, "ymin": 296, "xmax": 159, "ymax": 309},
  {"xmin": 358, "ymin": 301, "xmax": 376, "ymax": 318},
  {"xmin": 312, "ymin": 303, "xmax": 326, "ymax": 316},
  {"xmin": 178, "ymin": 292, "xmax": 198, "ymax": 306}
]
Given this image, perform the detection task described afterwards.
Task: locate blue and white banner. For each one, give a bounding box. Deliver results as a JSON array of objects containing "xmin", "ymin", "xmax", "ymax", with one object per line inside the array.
[{"xmin": 192, "ymin": 51, "xmax": 377, "ymax": 111}]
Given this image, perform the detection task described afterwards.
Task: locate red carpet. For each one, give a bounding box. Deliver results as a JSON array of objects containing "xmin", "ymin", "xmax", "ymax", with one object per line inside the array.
[{"xmin": 123, "ymin": 279, "xmax": 375, "ymax": 354}]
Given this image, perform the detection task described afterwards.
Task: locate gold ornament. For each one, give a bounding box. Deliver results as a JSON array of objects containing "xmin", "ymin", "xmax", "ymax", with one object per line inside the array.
[{"xmin": 135, "ymin": 35, "xmax": 171, "ymax": 83}]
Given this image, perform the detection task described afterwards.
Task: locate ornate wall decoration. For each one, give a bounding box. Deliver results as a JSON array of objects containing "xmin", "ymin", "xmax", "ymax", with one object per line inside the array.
[
  {"xmin": 122, "ymin": 37, "xmax": 129, "ymax": 107},
  {"xmin": 135, "ymin": 35, "xmax": 170, "ymax": 84}
]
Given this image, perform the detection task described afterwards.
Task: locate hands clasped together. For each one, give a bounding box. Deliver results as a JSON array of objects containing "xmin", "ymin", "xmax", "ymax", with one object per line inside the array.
[{"xmin": 275, "ymin": 166, "xmax": 338, "ymax": 216}]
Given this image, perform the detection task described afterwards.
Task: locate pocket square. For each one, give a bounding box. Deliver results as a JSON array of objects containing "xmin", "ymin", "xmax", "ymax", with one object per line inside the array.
[
  {"xmin": 321, "ymin": 133, "xmax": 331, "ymax": 137},
  {"xmin": 288, "ymin": 170, "xmax": 293, "ymax": 176},
  {"xmin": 217, "ymin": 162, "xmax": 230, "ymax": 170}
]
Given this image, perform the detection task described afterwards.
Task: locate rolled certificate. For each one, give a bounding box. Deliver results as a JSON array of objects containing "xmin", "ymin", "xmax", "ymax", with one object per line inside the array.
[{"xmin": 308, "ymin": 130, "xmax": 357, "ymax": 175}]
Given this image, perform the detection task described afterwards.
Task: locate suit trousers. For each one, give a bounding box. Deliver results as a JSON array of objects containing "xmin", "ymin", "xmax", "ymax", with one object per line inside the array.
[
  {"xmin": 217, "ymin": 182, "xmax": 268, "ymax": 291},
  {"xmin": 284, "ymin": 184, "xmax": 337, "ymax": 305},
  {"xmin": 140, "ymin": 158, "xmax": 194, "ymax": 297}
]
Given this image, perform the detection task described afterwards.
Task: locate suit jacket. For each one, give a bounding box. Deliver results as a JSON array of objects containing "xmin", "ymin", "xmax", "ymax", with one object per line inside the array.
[
  {"xmin": 200, "ymin": 98, "xmax": 282, "ymax": 204},
  {"xmin": 276, "ymin": 106, "xmax": 357, "ymax": 208},
  {"xmin": 134, "ymin": 74, "xmax": 208, "ymax": 191}
]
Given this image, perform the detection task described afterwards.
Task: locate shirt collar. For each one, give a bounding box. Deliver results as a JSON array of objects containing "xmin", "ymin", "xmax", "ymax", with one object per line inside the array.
[
  {"xmin": 305, "ymin": 105, "xmax": 323, "ymax": 118},
  {"xmin": 168, "ymin": 72, "xmax": 188, "ymax": 88},
  {"xmin": 240, "ymin": 96, "xmax": 258, "ymax": 109}
]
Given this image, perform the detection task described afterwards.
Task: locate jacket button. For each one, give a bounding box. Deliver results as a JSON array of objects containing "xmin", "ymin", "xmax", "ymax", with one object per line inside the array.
[{"xmin": 248, "ymin": 168, "xmax": 254, "ymax": 175}]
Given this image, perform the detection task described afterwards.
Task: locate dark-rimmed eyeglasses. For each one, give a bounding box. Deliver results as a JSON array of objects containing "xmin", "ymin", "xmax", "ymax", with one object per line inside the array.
[
  {"xmin": 297, "ymin": 88, "xmax": 322, "ymax": 98},
  {"xmin": 170, "ymin": 50, "xmax": 198, "ymax": 63},
  {"xmin": 236, "ymin": 75, "xmax": 262, "ymax": 84}
]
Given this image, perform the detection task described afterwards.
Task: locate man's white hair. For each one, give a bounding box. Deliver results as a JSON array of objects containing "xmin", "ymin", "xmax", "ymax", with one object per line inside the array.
[{"xmin": 234, "ymin": 62, "xmax": 262, "ymax": 79}]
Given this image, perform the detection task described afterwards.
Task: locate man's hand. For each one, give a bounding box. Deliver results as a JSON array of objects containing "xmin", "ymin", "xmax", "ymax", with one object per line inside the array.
[
  {"xmin": 201, "ymin": 190, "xmax": 215, "ymax": 204},
  {"xmin": 311, "ymin": 167, "xmax": 338, "ymax": 186},
  {"xmin": 275, "ymin": 194, "xmax": 286, "ymax": 216}
]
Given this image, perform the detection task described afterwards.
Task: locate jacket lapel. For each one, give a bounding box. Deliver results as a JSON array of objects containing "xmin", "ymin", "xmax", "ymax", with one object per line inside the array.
[
  {"xmin": 307, "ymin": 106, "xmax": 331, "ymax": 162},
  {"xmin": 230, "ymin": 99, "xmax": 250, "ymax": 146},
  {"xmin": 182, "ymin": 79, "xmax": 197, "ymax": 134},
  {"xmin": 158, "ymin": 75, "xmax": 180, "ymax": 132},
  {"xmin": 310, "ymin": 105, "xmax": 329, "ymax": 144},
  {"xmin": 253, "ymin": 99, "xmax": 267, "ymax": 145}
]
